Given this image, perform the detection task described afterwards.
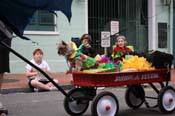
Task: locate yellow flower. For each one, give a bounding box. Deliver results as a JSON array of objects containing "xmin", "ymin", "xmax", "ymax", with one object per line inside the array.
[{"xmin": 122, "ymin": 55, "xmax": 155, "ymax": 71}]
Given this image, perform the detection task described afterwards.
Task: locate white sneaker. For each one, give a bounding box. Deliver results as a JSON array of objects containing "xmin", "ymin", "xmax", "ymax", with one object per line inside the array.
[
  {"xmin": 33, "ymin": 88, "xmax": 39, "ymax": 92},
  {"xmin": 49, "ymin": 86, "xmax": 58, "ymax": 91},
  {"xmin": 0, "ymin": 102, "xmax": 3, "ymax": 109}
]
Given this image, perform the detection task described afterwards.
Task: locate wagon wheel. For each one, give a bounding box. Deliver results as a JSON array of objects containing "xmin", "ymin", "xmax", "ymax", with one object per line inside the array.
[
  {"xmin": 91, "ymin": 91, "xmax": 119, "ymax": 116},
  {"xmin": 158, "ymin": 86, "xmax": 175, "ymax": 114},
  {"xmin": 0, "ymin": 113, "xmax": 7, "ymax": 116},
  {"xmin": 0, "ymin": 108, "xmax": 8, "ymax": 116},
  {"xmin": 64, "ymin": 88, "xmax": 89, "ymax": 116},
  {"xmin": 125, "ymin": 84, "xmax": 145, "ymax": 109}
]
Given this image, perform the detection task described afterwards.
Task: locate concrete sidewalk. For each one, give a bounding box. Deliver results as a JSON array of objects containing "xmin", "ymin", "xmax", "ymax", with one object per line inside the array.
[
  {"xmin": 1, "ymin": 73, "xmax": 73, "ymax": 94},
  {"xmin": 1, "ymin": 70, "xmax": 175, "ymax": 94}
]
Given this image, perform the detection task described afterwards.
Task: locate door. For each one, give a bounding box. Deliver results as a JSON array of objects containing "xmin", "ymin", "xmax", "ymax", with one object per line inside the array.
[
  {"xmin": 124, "ymin": 0, "xmax": 148, "ymax": 53},
  {"xmin": 88, "ymin": 0, "xmax": 148, "ymax": 54}
]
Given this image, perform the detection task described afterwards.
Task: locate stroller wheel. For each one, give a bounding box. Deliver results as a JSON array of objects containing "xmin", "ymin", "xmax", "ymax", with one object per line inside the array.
[{"xmin": 64, "ymin": 88, "xmax": 89, "ymax": 116}]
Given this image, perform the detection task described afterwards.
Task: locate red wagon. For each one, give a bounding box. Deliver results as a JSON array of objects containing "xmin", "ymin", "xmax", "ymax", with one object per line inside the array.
[
  {"xmin": 64, "ymin": 69, "xmax": 175, "ymax": 116},
  {"xmin": 1, "ymin": 41, "xmax": 175, "ymax": 116}
]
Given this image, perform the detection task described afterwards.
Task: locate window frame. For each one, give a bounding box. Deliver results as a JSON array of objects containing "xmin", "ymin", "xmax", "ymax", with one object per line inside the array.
[{"xmin": 24, "ymin": 11, "xmax": 59, "ymax": 35}]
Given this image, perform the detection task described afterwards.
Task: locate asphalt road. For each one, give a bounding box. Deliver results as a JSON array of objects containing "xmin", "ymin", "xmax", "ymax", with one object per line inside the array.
[{"xmin": 0, "ymin": 87, "xmax": 175, "ymax": 116}]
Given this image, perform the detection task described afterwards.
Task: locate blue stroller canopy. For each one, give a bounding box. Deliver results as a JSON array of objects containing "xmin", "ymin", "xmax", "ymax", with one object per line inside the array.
[{"xmin": 0, "ymin": 0, "xmax": 72, "ymax": 39}]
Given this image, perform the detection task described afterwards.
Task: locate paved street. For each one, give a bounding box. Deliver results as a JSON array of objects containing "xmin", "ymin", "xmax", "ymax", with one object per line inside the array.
[{"xmin": 0, "ymin": 87, "xmax": 175, "ymax": 116}]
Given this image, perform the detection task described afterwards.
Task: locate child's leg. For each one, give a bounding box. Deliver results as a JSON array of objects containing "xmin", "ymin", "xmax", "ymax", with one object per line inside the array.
[
  {"xmin": 0, "ymin": 74, "xmax": 8, "ymax": 115},
  {"xmin": 30, "ymin": 79, "xmax": 51, "ymax": 91},
  {"xmin": 46, "ymin": 79, "xmax": 58, "ymax": 87}
]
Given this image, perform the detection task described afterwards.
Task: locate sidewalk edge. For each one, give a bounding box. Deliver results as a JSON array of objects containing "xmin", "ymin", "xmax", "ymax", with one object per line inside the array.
[{"xmin": 1, "ymin": 84, "xmax": 73, "ymax": 94}]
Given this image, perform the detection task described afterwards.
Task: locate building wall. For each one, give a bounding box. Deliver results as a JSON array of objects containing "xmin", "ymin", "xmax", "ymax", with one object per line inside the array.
[
  {"xmin": 148, "ymin": 0, "xmax": 173, "ymax": 54},
  {"xmin": 9, "ymin": 0, "xmax": 174, "ymax": 74},
  {"xmin": 9, "ymin": 0, "xmax": 86, "ymax": 74},
  {"xmin": 174, "ymin": 3, "xmax": 175, "ymax": 65},
  {"xmin": 156, "ymin": 0, "xmax": 171, "ymax": 52}
]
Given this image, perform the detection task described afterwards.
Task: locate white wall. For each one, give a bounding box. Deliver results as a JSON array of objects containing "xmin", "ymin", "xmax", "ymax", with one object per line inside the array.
[
  {"xmin": 10, "ymin": 0, "xmax": 87, "ymax": 74},
  {"xmin": 148, "ymin": 0, "xmax": 172, "ymax": 52}
]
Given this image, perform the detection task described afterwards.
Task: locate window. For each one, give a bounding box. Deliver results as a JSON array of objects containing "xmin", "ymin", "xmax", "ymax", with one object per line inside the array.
[
  {"xmin": 158, "ymin": 23, "xmax": 167, "ymax": 48},
  {"xmin": 25, "ymin": 10, "xmax": 57, "ymax": 33}
]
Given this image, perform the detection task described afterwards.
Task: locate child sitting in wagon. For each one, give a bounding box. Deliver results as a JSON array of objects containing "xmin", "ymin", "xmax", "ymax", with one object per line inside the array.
[{"xmin": 112, "ymin": 35, "xmax": 133, "ymax": 61}]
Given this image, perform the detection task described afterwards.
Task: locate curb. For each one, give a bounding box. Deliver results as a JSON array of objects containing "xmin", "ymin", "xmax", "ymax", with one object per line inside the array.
[
  {"xmin": 1, "ymin": 83, "xmax": 175, "ymax": 94},
  {"xmin": 1, "ymin": 84, "xmax": 74, "ymax": 94}
]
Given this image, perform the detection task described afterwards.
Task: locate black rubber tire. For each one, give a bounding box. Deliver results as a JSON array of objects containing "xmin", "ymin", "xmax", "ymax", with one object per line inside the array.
[
  {"xmin": 0, "ymin": 108, "xmax": 8, "ymax": 115},
  {"xmin": 158, "ymin": 86, "xmax": 175, "ymax": 114},
  {"xmin": 64, "ymin": 88, "xmax": 89, "ymax": 116},
  {"xmin": 125, "ymin": 84, "xmax": 145, "ymax": 109},
  {"xmin": 91, "ymin": 91, "xmax": 119, "ymax": 116},
  {"xmin": 0, "ymin": 113, "xmax": 7, "ymax": 116}
]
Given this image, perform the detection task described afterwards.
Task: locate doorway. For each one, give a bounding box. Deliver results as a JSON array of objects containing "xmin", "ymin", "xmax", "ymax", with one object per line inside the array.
[{"xmin": 88, "ymin": 0, "xmax": 148, "ymax": 54}]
